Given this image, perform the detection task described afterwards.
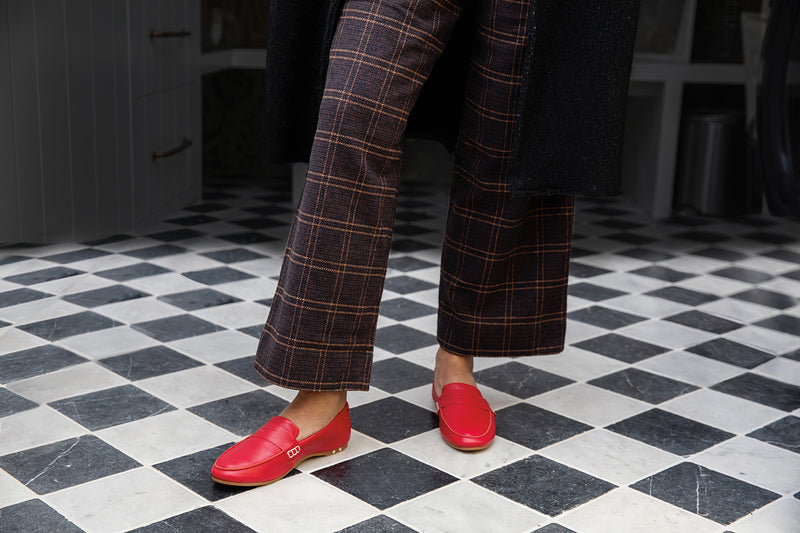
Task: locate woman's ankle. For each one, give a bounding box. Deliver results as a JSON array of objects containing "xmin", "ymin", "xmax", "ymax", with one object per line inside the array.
[
  {"xmin": 280, "ymin": 390, "xmax": 348, "ymax": 439},
  {"xmin": 434, "ymin": 347, "xmax": 476, "ymax": 396}
]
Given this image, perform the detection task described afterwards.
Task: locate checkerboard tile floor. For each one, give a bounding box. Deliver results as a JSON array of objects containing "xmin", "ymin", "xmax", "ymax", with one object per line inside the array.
[{"xmin": 1, "ymin": 176, "xmax": 799, "ymax": 532}]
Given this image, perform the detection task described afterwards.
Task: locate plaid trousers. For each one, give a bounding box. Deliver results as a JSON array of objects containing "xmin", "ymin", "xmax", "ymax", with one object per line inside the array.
[{"xmin": 255, "ymin": 0, "xmax": 575, "ymax": 391}]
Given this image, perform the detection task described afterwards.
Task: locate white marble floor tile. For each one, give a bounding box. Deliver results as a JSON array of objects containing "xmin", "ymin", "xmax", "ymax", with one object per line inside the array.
[
  {"xmin": 660, "ymin": 389, "xmax": 785, "ymax": 435},
  {"xmin": 218, "ymin": 473, "xmax": 376, "ymax": 533},
  {"xmin": 618, "ymin": 320, "xmax": 716, "ymax": 350},
  {"xmin": 296, "ymin": 431, "xmax": 384, "ymax": 474},
  {"xmin": 539, "ymin": 429, "xmax": 679, "ymax": 486},
  {"xmin": 693, "ymin": 437, "xmax": 800, "ymax": 495},
  {"xmin": 519, "ymin": 347, "xmax": 626, "ymax": 383},
  {"xmin": 0, "ymin": 298, "xmax": 84, "ymax": 325},
  {"xmin": 729, "ymin": 497, "xmax": 800, "ymax": 533},
  {"xmin": 752, "ymin": 357, "xmax": 800, "ymax": 386},
  {"xmin": 393, "ymin": 432, "xmax": 533, "ymax": 479},
  {"xmin": 45, "ymin": 467, "xmax": 205, "ymax": 532},
  {"xmin": 564, "ymin": 321, "xmax": 609, "ymax": 345},
  {"xmin": 192, "ymin": 301, "xmax": 269, "ymax": 330},
  {"xmin": 726, "ymin": 326, "xmax": 800, "ymax": 356},
  {"xmin": 591, "ymin": 271, "xmax": 670, "ymax": 293},
  {"xmin": 149, "ymin": 253, "xmax": 222, "ymax": 272},
  {"xmin": 604, "ymin": 294, "xmax": 691, "ymax": 319},
  {"xmin": 124, "ymin": 273, "xmax": 207, "ymax": 297},
  {"xmin": 96, "ymin": 410, "xmax": 237, "ymax": 464},
  {"xmin": 36, "ymin": 273, "xmax": 115, "ymax": 297},
  {"xmin": 0, "ymin": 328, "xmax": 47, "ymax": 356},
  {"xmin": 636, "ymin": 351, "xmax": 744, "ymax": 388},
  {"xmin": 388, "ymin": 480, "xmax": 546, "ymax": 533},
  {"xmin": 402, "ymin": 287, "xmax": 439, "ymax": 308},
  {"xmin": 402, "ymin": 315, "xmax": 438, "ymax": 336},
  {"xmin": 137, "ymin": 366, "xmax": 256, "ymax": 408},
  {"xmin": 557, "ymin": 487, "xmax": 720, "ymax": 533},
  {"xmin": 0, "ymin": 469, "xmax": 36, "ymax": 509},
  {"xmin": 213, "ymin": 278, "xmax": 278, "ymax": 302},
  {"xmin": 676, "ymin": 275, "xmax": 752, "ymax": 297},
  {"xmin": 94, "ymin": 298, "xmax": 183, "ymax": 325},
  {"xmin": 530, "ymin": 383, "xmax": 651, "ymax": 428},
  {"xmin": 56, "ymin": 326, "xmax": 159, "ymax": 360},
  {"xmin": 167, "ymin": 330, "xmax": 258, "ymax": 364},
  {"xmin": 697, "ymin": 298, "xmax": 781, "ymax": 324},
  {"xmin": 0, "ymin": 406, "xmax": 86, "ymax": 456},
  {"xmin": 6, "ymin": 363, "xmax": 128, "ymax": 404}
]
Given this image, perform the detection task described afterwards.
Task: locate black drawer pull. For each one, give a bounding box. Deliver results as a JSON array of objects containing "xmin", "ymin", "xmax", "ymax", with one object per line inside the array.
[
  {"xmin": 149, "ymin": 29, "xmax": 192, "ymax": 39},
  {"xmin": 152, "ymin": 137, "xmax": 192, "ymax": 160}
]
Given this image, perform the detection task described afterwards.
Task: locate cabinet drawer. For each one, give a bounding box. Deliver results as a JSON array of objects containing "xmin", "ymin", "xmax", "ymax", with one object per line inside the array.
[
  {"xmin": 129, "ymin": 0, "xmax": 199, "ymax": 96},
  {"xmin": 132, "ymin": 83, "xmax": 200, "ymax": 225}
]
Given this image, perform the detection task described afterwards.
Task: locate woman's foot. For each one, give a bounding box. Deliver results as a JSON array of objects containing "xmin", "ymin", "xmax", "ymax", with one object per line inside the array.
[
  {"xmin": 211, "ymin": 390, "xmax": 350, "ymax": 486},
  {"xmin": 433, "ymin": 347, "xmax": 476, "ymax": 395},
  {"xmin": 432, "ymin": 347, "xmax": 495, "ymax": 451},
  {"xmin": 280, "ymin": 390, "xmax": 348, "ymax": 440}
]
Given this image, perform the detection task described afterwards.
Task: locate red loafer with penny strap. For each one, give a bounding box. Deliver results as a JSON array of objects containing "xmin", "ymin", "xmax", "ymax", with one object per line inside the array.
[
  {"xmin": 211, "ymin": 403, "xmax": 350, "ymax": 486},
  {"xmin": 432, "ymin": 383, "xmax": 495, "ymax": 451}
]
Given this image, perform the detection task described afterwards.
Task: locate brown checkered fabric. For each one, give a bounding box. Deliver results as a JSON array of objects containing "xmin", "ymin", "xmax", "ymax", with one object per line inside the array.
[{"xmin": 255, "ymin": 0, "xmax": 574, "ymax": 391}]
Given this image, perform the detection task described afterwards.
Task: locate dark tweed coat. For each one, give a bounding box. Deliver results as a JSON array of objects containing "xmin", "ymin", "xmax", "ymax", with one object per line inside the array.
[{"xmin": 261, "ymin": 0, "xmax": 641, "ymax": 197}]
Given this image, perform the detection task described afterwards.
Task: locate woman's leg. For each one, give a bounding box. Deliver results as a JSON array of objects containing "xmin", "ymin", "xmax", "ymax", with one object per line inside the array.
[
  {"xmin": 255, "ymin": 0, "xmax": 464, "ymax": 434},
  {"xmin": 436, "ymin": 0, "xmax": 575, "ymax": 375}
]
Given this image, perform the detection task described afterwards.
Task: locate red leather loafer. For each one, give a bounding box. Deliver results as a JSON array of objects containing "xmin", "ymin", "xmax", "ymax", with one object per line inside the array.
[
  {"xmin": 432, "ymin": 383, "xmax": 495, "ymax": 451},
  {"xmin": 211, "ymin": 403, "xmax": 350, "ymax": 486}
]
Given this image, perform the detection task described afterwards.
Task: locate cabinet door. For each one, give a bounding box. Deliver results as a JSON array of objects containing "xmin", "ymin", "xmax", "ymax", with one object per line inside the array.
[
  {"xmin": 132, "ymin": 82, "xmax": 199, "ymax": 227},
  {"xmin": 129, "ymin": 0, "xmax": 198, "ymax": 96},
  {"xmin": 0, "ymin": 2, "xmax": 19, "ymax": 242}
]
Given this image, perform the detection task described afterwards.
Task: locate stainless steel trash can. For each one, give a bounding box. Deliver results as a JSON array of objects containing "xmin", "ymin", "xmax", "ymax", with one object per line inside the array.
[{"xmin": 675, "ymin": 111, "xmax": 747, "ymax": 216}]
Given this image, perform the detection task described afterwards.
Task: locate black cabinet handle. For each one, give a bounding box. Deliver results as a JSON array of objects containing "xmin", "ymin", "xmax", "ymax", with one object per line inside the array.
[
  {"xmin": 152, "ymin": 137, "xmax": 192, "ymax": 160},
  {"xmin": 149, "ymin": 29, "xmax": 192, "ymax": 39}
]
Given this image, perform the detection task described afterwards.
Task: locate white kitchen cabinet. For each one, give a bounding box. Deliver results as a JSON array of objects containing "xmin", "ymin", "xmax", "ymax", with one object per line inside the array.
[{"xmin": 0, "ymin": 0, "xmax": 201, "ymax": 243}]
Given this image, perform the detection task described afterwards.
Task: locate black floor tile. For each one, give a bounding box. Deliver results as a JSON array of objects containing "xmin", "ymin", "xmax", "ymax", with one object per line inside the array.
[
  {"xmin": 782, "ymin": 268, "xmax": 800, "ymax": 282},
  {"xmin": 383, "ymin": 275, "xmax": 437, "ymax": 294},
  {"xmin": 567, "ymin": 283, "xmax": 627, "ymax": 302},
  {"xmin": 763, "ymin": 248, "xmax": 800, "ymax": 264},
  {"xmin": 153, "ymin": 444, "xmax": 256, "ymax": 501},
  {"xmin": 631, "ymin": 266, "xmax": 695, "ymax": 283},
  {"xmin": 731, "ymin": 288, "xmax": 798, "ymax": 309},
  {"xmin": 146, "ymin": 229, "xmax": 206, "ymax": 242},
  {"xmin": 184, "ymin": 202, "xmax": 229, "ymax": 213},
  {"xmin": 124, "ymin": 244, "xmax": 188, "ymax": 259},
  {"xmin": 605, "ymin": 233, "xmax": 657, "ymax": 246},
  {"xmin": 390, "ymin": 239, "xmax": 435, "ymax": 252},
  {"xmin": 336, "ymin": 515, "xmax": 417, "ymax": 533},
  {"xmin": 747, "ymin": 416, "xmax": 800, "ymax": 454},
  {"xmin": 0, "ymin": 254, "xmax": 29, "ymax": 266},
  {"xmin": 711, "ymin": 374, "xmax": 800, "ymax": 412},
  {"xmin": 0, "ymin": 345, "xmax": 87, "ymax": 382},
  {"xmin": 95, "ymin": 263, "xmax": 172, "ymax": 281},
  {"xmin": 630, "ymin": 462, "xmax": 780, "ymax": 525},
  {"xmin": 49, "ymin": 384, "xmax": 176, "ymax": 431},
  {"xmin": 533, "ymin": 525, "xmax": 577, "ymax": 533},
  {"xmin": 691, "ymin": 247, "xmax": 749, "ymax": 262},
  {"xmin": 201, "ymin": 248, "xmax": 267, "ymax": 264},
  {"xmin": 232, "ymin": 217, "xmax": 286, "ymax": 229},
  {"xmin": 313, "ymin": 448, "xmax": 457, "ymax": 510},
  {"xmin": 216, "ymin": 357, "xmax": 265, "ymax": 386},
  {"xmin": 158, "ymin": 288, "xmax": 241, "ymax": 311},
  {"xmin": 617, "ymin": 247, "xmax": 675, "ymax": 262},
  {"xmin": 0, "ymin": 499, "xmax": 83, "ymax": 533},
  {"xmin": 568, "ymin": 263, "xmax": 613, "ymax": 278},
  {"xmin": 62, "ymin": 284, "xmax": 149, "ymax": 308},
  {"xmin": 645, "ymin": 286, "xmax": 718, "ymax": 306},
  {"xmin": 387, "ymin": 256, "xmax": 438, "ymax": 272},
  {"xmin": 569, "ymin": 247, "xmax": 596, "ymax": 259},
  {"xmin": 686, "ymin": 338, "xmax": 774, "ymax": 369},
  {"xmin": 607, "ymin": 409, "xmax": 733, "ymax": 456},
  {"xmin": 665, "ymin": 310, "xmax": 742, "ymax": 334},
  {"xmin": 711, "ymin": 266, "xmax": 772, "ymax": 284},
  {"xmin": 573, "ymin": 333, "xmax": 669, "ymax": 363},
  {"xmin": 754, "ymin": 314, "xmax": 800, "ymax": 336},
  {"xmin": 567, "ymin": 306, "xmax": 647, "ymax": 330},
  {"xmin": 476, "ymin": 362, "xmax": 574, "ymax": 399},
  {"xmin": 4, "ymin": 266, "xmax": 83, "ymax": 286},
  {"xmin": 671, "ymin": 230, "xmax": 728, "ymax": 243},
  {"xmin": 41, "ymin": 248, "xmax": 110, "ymax": 264},
  {"xmin": 374, "ymin": 324, "xmax": 438, "ymax": 354},
  {"xmin": 217, "ymin": 232, "xmax": 278, "ymax": 245},
  {"xmin": 743, "ymin": 231, "xmax": 796, "ymax": 244},
  {"xmin": 238, "ymin": 325, "xmax": 264, "ymax": 338},
  {"xmin": 164, "ymin": 215, "xmax": 218, "ymax": 227},
  {"xmin": 99, "ymin": 346, "xmax": 203, "ymax": 380},
  {"xmin": 130, "ymin": 506, "xmax": 256, "ymax": 533},
  {"xmin": 495, "ymin": 403, "xmax": 591, "ymax": 450},
  {"xmin": 379, "ymin": 298, "xmax": 437, "ymax": 321},
  {"xmin": 350, "ymin": 397, "xmax": 438, "ymax": 443},
  {"xmin": 473, "ymin": 455, "xmax": 615, "ymax": 517},
  {"xmin": 0, "ymin": 387, "xmax": 38, "ymax": 417},
  {"xmin": 19, "ymin": 311, "xmax": 121, "ymax": 341},
  {"xmin": 589, "ymin": 368, "xmax": 697, "ymax": 404},
  {"xmin": 182, "ymin": 267, "xmax": 255, "ymax": 285},
  {"xmin": 188, "ymin": 390, "xmax": 288, "ymax": 437},
  {"xmin": 82, "ymin": 233, "xmax": 133, "ymax": 246},
  {"xmin": 132, "ymin": 314, "xmax": 225, "ymax": 342},
  {"xmin": 0, "ymin": 435, "xmax": 140, "ymax": 494},
  {"xmin": 370, "ymin": 358, "xmax": 433, "ymax": 394}
]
